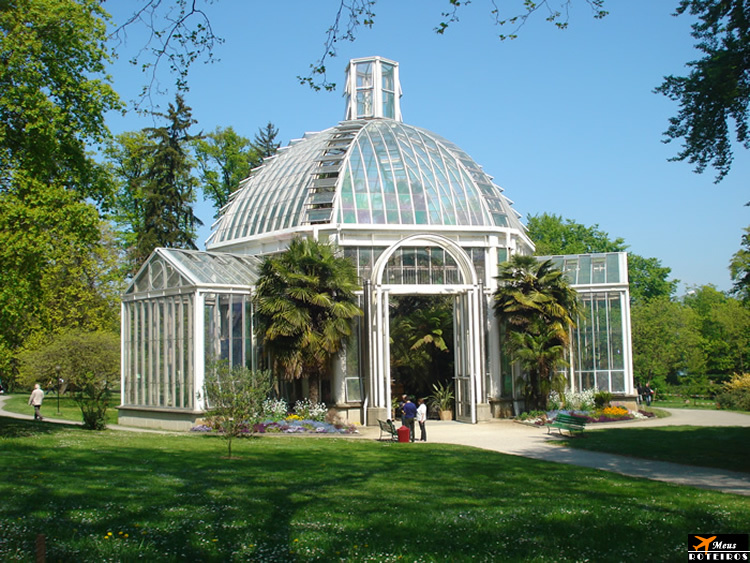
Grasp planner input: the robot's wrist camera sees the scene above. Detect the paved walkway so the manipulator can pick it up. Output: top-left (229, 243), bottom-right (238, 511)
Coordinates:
top-left (2, 395), bottom-right (749, 495)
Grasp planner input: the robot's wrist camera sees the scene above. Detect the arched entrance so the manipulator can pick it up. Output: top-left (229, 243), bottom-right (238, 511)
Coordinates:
top-left (364, 235), bottom-right (485, 423)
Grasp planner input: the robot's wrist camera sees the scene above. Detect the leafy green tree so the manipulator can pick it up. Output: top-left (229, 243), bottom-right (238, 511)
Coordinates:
top-left (0, 0), bottom-right (122, 385)
top-left (0, 0), bottom-right (121, 203)
top-left (627, 254), bottom-right (679, 303)
top-left (683, 285), bottom-right (750, 375)
top-left (203, 362), bottom-right (272, 458)
top-left (631, 297), bottom-right (705, 382)
top-left (0, 188), bottom-right (121, 388)
top-left (656, 0), bottom-right (750, 182)
top-left (526, 213), bottom-right (626, 256)
top-left (104, 131), bottom-right (157, 275)
top-left (194, 126), bottom-right (257, 212)
top-left (493, 255), bottom-right (579, 411)
top-left (730, 226), bottom-right (750, 304)
top-left (17, 330), bottom-right (120, 430)
top-left (135, 94), bottom-right (203, 266)
top-left (254, 237), bottom-right (362, 404)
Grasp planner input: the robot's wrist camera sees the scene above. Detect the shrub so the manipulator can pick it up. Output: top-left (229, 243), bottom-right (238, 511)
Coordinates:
top-left (203, 363), bottom-right (272, 458)
top-left (716, 373), bottom-right (750, 412)
top-left (73, 371), bottom-right (111, 430)
top-left (594, 391), bottom-right (613, 409)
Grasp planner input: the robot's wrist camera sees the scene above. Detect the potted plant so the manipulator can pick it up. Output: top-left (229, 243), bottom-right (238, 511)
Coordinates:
top-left (429, 381), bottom-right (454, 420)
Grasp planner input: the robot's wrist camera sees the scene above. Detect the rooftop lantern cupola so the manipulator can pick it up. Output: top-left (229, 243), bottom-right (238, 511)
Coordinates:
top-left (344, 56), bottom-right (402, 121)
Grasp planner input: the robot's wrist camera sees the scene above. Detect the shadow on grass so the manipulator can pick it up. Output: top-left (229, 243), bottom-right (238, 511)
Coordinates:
top-left (0, 416), bottom-right (83, 438)
top-left (558, 426), bottom-right (750, 474)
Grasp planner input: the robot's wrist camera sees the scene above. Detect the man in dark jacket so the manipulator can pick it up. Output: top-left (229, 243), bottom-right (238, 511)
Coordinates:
top-left (401, 397), bottom-right (417, 442)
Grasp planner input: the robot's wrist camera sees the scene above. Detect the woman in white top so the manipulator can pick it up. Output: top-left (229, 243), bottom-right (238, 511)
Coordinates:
top-left (416, 398), bottom-right (428, 442)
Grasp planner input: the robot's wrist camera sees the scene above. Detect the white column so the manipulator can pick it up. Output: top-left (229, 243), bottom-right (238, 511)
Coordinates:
top-left (120, 301), bottom-right (127, 408)
top-left (194, 292), bottom-right (205, 412)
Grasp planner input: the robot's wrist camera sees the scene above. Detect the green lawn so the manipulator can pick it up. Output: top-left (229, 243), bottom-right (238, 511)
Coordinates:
top-left (559, 425), bottom-right (750, 474)
top-left (1, 418), bottom-right (748, 562)
top-left (653, 396), bottom-right (719, 409)
top-left (1, 392), bottom-right (119, 426)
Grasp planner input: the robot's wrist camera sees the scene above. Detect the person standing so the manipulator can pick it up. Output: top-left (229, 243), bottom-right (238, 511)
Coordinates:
top-left (416, 397), bottom-right (427, 442)
top-left (401, 396), bottom-right (417, 442)
top-left (645, 382), bottom-right (655, 406)
top-left (29, 384), bottom-right (44, 420)
top-left (397, 393), bottom-right (407, 425)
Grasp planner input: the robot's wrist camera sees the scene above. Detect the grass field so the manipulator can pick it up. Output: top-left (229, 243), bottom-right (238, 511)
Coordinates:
top-left (559, 426), bottom-right (750, 473)
top-left (1, 393), bottom-right (119, 426)
top-left (1, 417), bottom-right (748, 562)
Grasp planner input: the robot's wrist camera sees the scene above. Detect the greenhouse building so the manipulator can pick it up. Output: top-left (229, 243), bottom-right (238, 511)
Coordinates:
top-left (119, 56), bottom-right (634, 430)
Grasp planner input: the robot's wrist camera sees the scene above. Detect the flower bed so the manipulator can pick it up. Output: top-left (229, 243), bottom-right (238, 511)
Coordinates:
top-left (190, 398), bottom-right (359, 434)
top-left (253, 419), bottom-right (358, 434)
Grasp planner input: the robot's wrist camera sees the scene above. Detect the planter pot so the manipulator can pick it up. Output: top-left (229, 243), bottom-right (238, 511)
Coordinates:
top-left (438, 410), bottom-right (453, 421)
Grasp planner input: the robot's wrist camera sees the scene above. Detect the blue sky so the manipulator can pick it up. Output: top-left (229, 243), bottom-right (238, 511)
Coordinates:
top-left (104, 0), bottom-right (749, 294)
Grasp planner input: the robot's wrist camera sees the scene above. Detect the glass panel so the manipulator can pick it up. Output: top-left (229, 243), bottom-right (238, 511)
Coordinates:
top-left (592, 258), bottom-right (606, 284)
top-left (611, 371), bottom-right (625, 393)
top-left (608, 294), bottom-right (624, 369)
top-left (596, 372), bottom-right (610, 392)
top-left (345, 377), bottom-right (362, 402)
top-left (383, 91), bottom-right (394, 118)
top-left (381, 63), bottom-right (394, 90)
top-left (356, 62), bottom-right (372, 88)
top-left (497, 248), bottom-right (508, 266)
top-left (578, 255), bottom-right (592, 284)
top-left (606, 253), bottom-right (620, 283)
top-left (357, 90), bottom-right (373, 117)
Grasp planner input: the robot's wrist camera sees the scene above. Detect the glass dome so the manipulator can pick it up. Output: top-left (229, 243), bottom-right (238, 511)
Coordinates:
top-left (206, 118), bottom-right (524, 247)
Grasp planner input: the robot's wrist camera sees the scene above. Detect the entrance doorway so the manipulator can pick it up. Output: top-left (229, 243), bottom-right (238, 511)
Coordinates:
top-left (365, 234), bottom-right (485, 424)
top-left (389, 295), bottom-right (455, 417)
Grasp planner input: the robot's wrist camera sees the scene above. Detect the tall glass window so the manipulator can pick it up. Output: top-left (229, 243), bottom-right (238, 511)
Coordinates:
top-left (204, 293), bottom-right (254, 369)
top-left (571, 291), bottom-right (626, 393)
top-left (122, 295), bottom-right (194, 410)
top-left (356, 62), bottom-right (373, 117)
top-left (381, 63), bottom-right (395, 118)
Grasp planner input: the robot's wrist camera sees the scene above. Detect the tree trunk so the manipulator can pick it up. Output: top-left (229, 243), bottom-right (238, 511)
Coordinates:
top-left (308, 371), bottom-right (320, 404)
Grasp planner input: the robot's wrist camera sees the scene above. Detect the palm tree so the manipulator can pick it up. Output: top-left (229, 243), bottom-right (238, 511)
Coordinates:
top-left (493, 255), bottom-right (579, 411)
top-left (254, 237), bottom-right (362, 404)
top-left (389, 296), bottom-right (453, 399)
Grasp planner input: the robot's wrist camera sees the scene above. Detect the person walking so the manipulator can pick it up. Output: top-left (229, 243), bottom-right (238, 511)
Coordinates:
top-left (416, 397), bottom-right (427, 442)
top-left (29, 383), bottom-right (44, 420)
top-left (401, 396), bottom-right (417, 442)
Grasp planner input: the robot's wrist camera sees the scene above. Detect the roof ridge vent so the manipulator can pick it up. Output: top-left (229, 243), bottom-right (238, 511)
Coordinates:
top-left (344, 56), bottom-right (402, 121)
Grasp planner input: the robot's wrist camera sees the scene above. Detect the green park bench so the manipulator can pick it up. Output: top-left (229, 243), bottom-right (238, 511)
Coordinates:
top-left (378, 419), bottom-right (398, 441)
top-left (547, 413), bottom-right (587, 436)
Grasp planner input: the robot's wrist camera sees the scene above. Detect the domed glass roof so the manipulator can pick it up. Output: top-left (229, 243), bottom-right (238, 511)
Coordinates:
top-left (207, 118), bottom-right (524, 247)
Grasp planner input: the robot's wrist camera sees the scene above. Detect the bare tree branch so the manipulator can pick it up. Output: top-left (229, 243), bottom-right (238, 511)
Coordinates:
top-left (108, 0), bottom-right (223, 111)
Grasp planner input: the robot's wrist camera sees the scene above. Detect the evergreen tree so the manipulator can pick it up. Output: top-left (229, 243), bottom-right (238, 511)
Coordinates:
top-left (135, 94), bottom-right (202, 266)
top-left (250, 122), bottom-right (280, 167)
